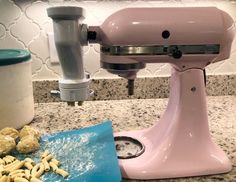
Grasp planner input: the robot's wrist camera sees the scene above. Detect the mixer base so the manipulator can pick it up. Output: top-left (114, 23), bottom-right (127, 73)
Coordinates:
top-left (115, 129), bottom-right (231, 180)
top-left (115, 68), bottom-right (232, 179)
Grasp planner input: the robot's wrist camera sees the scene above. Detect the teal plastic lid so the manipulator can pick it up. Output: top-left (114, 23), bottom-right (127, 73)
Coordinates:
top-left (0, 49), bottom-right (31, 66)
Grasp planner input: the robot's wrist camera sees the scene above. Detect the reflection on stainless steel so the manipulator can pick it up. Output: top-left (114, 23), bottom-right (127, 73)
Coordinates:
top-left (101, 44), bottom-right (220, 56)
top-left (101, 62), bottom-right (145, 71)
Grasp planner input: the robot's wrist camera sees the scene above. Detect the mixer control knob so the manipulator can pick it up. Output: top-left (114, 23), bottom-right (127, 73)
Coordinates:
top-left (172, 50), bottom-right (182, 59)
top-left (170, 46), bottom-right (182, 59)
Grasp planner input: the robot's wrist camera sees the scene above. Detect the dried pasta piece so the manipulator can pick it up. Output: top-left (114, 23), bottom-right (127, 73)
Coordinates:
top-left (31, 163), bottom-right (44, 178)
top-left (24, 158), bottom-right (34, 165)
top-left (0, 134), bottom-right (16, 156)
top-left (19, 126), bottom-right (40, 140)
top-left (0, 159), bottom-right (5, 165)
top-left (30, 177), bottom-right (43, 182)
top-left (40, 151), bottom-right (49, 159)
top-left (43, 154), bottom-right (53, 162)
top-left (31, 164), bottom-right (39, 177)
top-left (51, 159), bottom-right (60, 166)
top-left (16, 136), bottom-right (39, 154)
top-left (4, 160), bottom-right (20, 171)
top-left (24, 170), bottom-right (30, 180)
top-left (24, 162), bottom-right (33, 170)
top-left (14, 177), bottom-right (29, 182)
top-left (10, 172), bottom-right (25, 180)
top-left (9, 169), bottom-right (24, 176)
top-left (5, 176), bottom-right (10, 182)
top-left (0, 169), bottom-right (9, 176)
top-left (0, 165), bottom-right (4, 172)
top-left (49, 162), bottom-right (58, 172)
top-left (42, 159), bottom-right (50, 172)
top-left (2, 158), bottom-right (11, 165)
top-left (8, 161), bottom-right (25, 172)
top-left (55, 168), bottom-right (69, 178)
top-left (5, 156), bottom-right (15, 162)
top-left (0, 175), bottom-right (7, 182)
top-left (0, 128), bottom-right (19, 140)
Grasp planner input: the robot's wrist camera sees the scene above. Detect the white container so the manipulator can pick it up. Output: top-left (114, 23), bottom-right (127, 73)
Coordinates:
top-left (0, 49), bottom-right (34, 129)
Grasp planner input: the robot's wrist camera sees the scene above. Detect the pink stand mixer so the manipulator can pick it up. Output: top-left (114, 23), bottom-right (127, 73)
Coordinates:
top-left (47, 7), bottom-right (235, 179)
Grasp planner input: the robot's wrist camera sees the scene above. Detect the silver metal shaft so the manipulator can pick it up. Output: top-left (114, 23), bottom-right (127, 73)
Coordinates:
top-left (128, 79), bottom-right (134, 96)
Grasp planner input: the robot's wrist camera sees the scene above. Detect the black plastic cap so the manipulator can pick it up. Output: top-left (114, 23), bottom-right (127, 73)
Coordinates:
top-left (88, 31), bottom-right (97, 40)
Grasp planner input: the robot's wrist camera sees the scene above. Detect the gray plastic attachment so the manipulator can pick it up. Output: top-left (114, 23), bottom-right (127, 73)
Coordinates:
top-left (47, 6), bottom-right (84, 20)
top-left (47, 6), bottom-right (90, 104)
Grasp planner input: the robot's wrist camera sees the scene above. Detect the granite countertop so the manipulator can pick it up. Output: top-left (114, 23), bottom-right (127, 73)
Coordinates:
top-left (30, 96), bottom-right (236, 182)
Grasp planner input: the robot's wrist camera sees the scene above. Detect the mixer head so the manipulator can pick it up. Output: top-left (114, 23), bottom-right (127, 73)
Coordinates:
top-left (48, 6), bottom-right (235, 102)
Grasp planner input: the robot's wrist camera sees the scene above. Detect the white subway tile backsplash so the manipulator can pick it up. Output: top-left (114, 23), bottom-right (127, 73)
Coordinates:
top-left (145, 63), bottom-right (166, 76)
top-left (29, 33), bottom-right (50, 62)
top-left (0, 0), bottom-right (21, 28)
top-left (31, 54), bottom-right (43, 74)
top-left (154, 64), bottom-right (172, 77)
top-left (45, 57), bottom-right (61, 78)
top-left (216, 1), bottom-right (236, 21)
top-left (26, 1), bottom-right (51, 27)
top-left (0, 0), bottom-right (235, 80)
top-left (0, 24), bottom-right (6, 39)
top-left (32, 63), bottom-right (59, 80)
top-left (213, 61), bottom-right (236, 74)
top-left (206, 61), bottom-right (223, 73)
top-left (229, 51), bottom-right (236, 67)
top-left (136, 66), bottom-right (153, 77)
top-left (0, 31), bottom-right (25, 49)
top-left (10, 14), bottom-right (40, 46)
top-left (84, 46), bottom-right (101, 77)
top-left (93, 68), bottom-right (120, 79)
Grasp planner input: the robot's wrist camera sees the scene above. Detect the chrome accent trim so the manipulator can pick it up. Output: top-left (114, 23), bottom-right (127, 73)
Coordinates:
top-left (101, 44), bottom-right (220, 56)
top-left (101, 62), bottom-right (145, 71)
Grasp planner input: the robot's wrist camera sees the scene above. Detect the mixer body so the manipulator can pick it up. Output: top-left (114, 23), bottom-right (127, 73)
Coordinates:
top-left (115, 68), bottom-right (232, 179)
top-left (48, 6), bottom-right (235, 179)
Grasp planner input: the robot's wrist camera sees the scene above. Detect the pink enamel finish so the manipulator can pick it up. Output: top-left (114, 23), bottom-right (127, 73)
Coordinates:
top-left (115, 68), bottom-right (232, 179)
top-left (89, 7), bottom-right (235, 179)
top-left (90, 7), bottom-right (235, 68)
top-left (99, 7), bottom-right (234, 47)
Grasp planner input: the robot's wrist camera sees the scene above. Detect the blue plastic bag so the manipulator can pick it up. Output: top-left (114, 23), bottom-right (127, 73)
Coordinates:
top-left (15, 121), bottom-right (121, 182)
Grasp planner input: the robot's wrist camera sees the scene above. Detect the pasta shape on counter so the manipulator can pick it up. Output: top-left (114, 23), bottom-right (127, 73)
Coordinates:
top-left (30, 177), bottom-right (43, 182)
top-left (55, 168), bottom-right (69, 178)
top-left (0, 150), bottom-right (69, 182)
top-left (40, 151), bottom-right (49, 159)
top-left (24, 170), bottom-right (30, 180)
top-left (50, 159), bottom-right (60, 166)
top-left (49, 162), bottom-right (58, 172)
top-left (14, 177), bottom-right (29, 182)
top-left (0, 175), bottom-right (7, 182)
top-left (41, 159), bottom-right (50, 172)
top-left (31, 163), bottom-right (44, 178)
